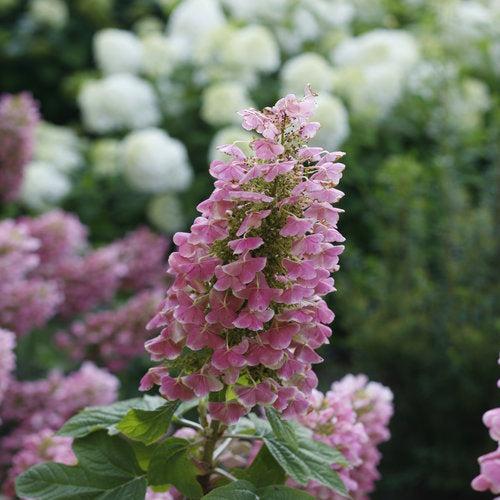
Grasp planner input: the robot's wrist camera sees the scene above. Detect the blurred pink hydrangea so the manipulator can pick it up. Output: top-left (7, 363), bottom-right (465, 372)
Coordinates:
top-left (0, 362), bottom-right (118, 495)
top-left (55, 245), bottom-right (127, 317)
top-left (3, 429), bottom-right (76, 498)
top-left (0, 212), bottom-right (169, 334)
top-left (292, 374), bottom-right (393, 499)
top-left (22, 209), bottom-right (88, 273)
top-left (57, 288), bottom-right (164, 372)
top-left (0, 92), bottom-right (39, 202)
top-left (0, 328), bottom-right (16, 405)
top-left (471, 355), bottom-right (500, 498)
top-left (0, 220), bottom-right (62, 334)
top-left (142, 90), bottom-right (346, 423)
top-left (112, 226), bottom-right (170, 291)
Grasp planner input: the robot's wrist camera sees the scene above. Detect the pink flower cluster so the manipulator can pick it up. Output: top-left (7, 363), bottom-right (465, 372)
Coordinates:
top-left (0, 92), bottom-right (39, 202)
top-left (472, 355), bottom-right (500, 498)
top-left (293, 374), bottom-right (393, 499)
top-left (57, 288), bottom-right (164, 372)
top-left (0, 211), bottom-right (169, 335)
top-left (0, 362), bottom-right (119, 497)
top-left (0, 219), bottom-right (63, 335)
top-left (4, 430), bottom-right (76, 498)
top-left (0, 329), bottom-right (16, 405)
top-left (113, 227), bottom-right (170, 291)
top-left (142, 90), bottom-right (346, 423)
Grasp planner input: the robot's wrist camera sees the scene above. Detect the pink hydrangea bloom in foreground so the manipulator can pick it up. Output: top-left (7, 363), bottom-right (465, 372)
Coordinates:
top-left (472, 355), bottom-right (500, 498)
top-left (0, 92), bottom-right (39, 202)
top-left (142, 90), bottom-right (346, 423)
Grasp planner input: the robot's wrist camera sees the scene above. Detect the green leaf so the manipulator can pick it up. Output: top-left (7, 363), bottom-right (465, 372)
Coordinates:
top-left (148, 437), bottom-right (203, 499)
top-left (258, 485), bottom-right (315, 499)
top-left (129, 441), bottom-right (158, 472)
top-left (117, 401), bottom-right (180, 445)
top-left (234, 445), bottom-right (285, 488)
top-left (58, 396), bottom-right (164, 438)
top-left (248, 415), bottom-right (348, 497)
top-left (202, 480), bottom-right (258, 499)
top-left (265, 408), bottom-right (298, 449)
top-left (16, 431), bottom-right (146, 499)
top-left (263, 437), bottom-right (347, 497)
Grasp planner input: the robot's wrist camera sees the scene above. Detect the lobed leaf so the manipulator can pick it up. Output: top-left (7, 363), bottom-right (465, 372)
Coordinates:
top-left (116, 401), bottom-right (180, 445)
top-left (16, 431), bottom-right (146, 500)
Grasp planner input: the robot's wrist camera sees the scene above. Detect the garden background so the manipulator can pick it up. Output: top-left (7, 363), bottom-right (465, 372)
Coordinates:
top-left (0, 0), bottom-right (499, 498)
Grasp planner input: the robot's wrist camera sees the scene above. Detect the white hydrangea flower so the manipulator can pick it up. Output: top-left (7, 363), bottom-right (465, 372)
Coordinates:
top-left (147, 193), bottom-right (186, 233)
top-left (93, 29), bottom-right (143, 75)
top-left (350, 0), bottom-right (386, 23)
top-left (90, 139), bottom-right (120, 177)
top-left (141, 34), bottom-right (177, 78)
top-left (34, 122), bottom-right (84, 174)
top-left (311, 93), bottom-right (350, 150)
top-left (121, 128), bottom-right (193, 193)
top-left (490, 41), bottom-right (500, 74)
top-left (306, 0), bottom-right (354, 28)
top-left (332, 29), bottom-right (419, 120)
top-left (407, 60), bottom-right (458, 100)
top-left (442, 78), bottom-right (491, 134)
top-left (29, 0), bottom-right (68, 28)
top-left (438, 0), bottom-right (497, 69)
top-left (439, 1), bottom-right (492, 45)
top-left (275, 8), bottom-right (320, 54)
top-left (221, 0), bottom-right (288, 23)
top-left (281, 53), bottom-right (334, 94)
top-left (167, 0), bottom-right (225, 60)
top-left (134, 16), bottom-right (164, 37)
top-left (20, 162), bottom-right (71, 211)
top-left (78, 74), bottom-right (160, 133)
top-left (201, 82), bottom-right (253, 127)
top-left (333, 29), bottom-right (419, 71)
top-left (208, 126), bottom-right (253, 162)
top-left (221, 25), bottom-right (280, 74)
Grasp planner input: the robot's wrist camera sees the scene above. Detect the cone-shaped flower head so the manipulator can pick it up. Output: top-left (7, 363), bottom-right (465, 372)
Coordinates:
top-left (142, 90), bottom-right (346, 423)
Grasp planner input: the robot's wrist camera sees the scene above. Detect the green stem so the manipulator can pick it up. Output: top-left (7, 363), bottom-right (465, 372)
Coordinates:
top-left (198, 419), bottom-right (225, 494)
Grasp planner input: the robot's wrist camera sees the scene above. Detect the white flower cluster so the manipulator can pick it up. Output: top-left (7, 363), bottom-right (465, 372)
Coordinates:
top-left (20, 122), bottom-right (85, 212)
top-left (34, 122), bottom-right (84, 174)
top-left (201, 82), bottom-right (253, 127)
top-left (78, 74), bottom-right (159, 133)
top-left (20, 162), bottom-right (71, 212)
top-left (332, 29), bottom-right (420, 121)
top-left (121, 128), bottom-right (192, 194)
top-left (29, 0), bottom-right (68, 28)
top-left (94, 29), bottom-right (143, 75)
top-left (147, 193), bottom-right (185, 234)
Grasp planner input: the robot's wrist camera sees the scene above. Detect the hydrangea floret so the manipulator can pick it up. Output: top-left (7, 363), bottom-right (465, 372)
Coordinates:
top-left (142, 89), bottom-right (346, 423)
top-left (471, 354), bottom-right (500, 498)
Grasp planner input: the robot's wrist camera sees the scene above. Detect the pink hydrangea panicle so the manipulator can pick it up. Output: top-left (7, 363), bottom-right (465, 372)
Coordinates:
top-left (142, 91), bottom-right (346, 424)
top-left (0, 92), bottom-right (39, 202)
top-left (472, 354), bottom-right (500, 498)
